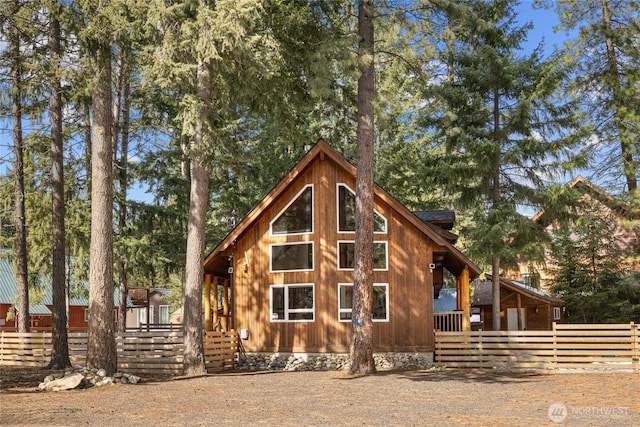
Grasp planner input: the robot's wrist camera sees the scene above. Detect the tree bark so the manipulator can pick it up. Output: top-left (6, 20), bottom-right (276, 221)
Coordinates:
top-left (491, 87), bottom-right (502, 332)
top-left (182, 58), bottom-right (211, 376)
top-left (10, 0), bottom-right (29, 333)
top-left (48, 2), bottom-right (71, 369)
top-left (87, 27), bottom-right (117, 374)
top-left (600, 0), bottom-right (637, 194)
top-left (349, 0), bottom-right (376, 376)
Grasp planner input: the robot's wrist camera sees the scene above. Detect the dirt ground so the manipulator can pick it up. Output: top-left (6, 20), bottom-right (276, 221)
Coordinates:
top-left (0, 366), bottom-right (638, 427)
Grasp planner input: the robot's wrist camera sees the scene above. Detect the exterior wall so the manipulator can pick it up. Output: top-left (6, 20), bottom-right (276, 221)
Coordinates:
top-left (231, 157), bottom-right (435, 353)
top-left (0, 304), bottom-right (102, 330)
top-left (476, 289), bottom-right (563, 331)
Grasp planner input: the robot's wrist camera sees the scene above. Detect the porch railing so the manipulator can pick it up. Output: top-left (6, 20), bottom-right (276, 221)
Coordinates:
top-left (434, 311), bottom-right (464, 332)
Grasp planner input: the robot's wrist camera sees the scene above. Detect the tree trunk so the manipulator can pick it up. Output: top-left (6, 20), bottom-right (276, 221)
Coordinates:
top-left (87, 29), bottom-right (117, 375)
top-left (182, 58), bottom-right (211, 376)
top-left (10, 0), bottom-right (29, 333)
top-left (600, 0), bottom-right (637, 194)
top-left (48, 2), bottom-right (71, 369)
top-left (349, 0), bottom-right (376, 376)
top-left (115, 55), bottom-right (131, 333)
top-left (491, 87), bottom-right (502, 332)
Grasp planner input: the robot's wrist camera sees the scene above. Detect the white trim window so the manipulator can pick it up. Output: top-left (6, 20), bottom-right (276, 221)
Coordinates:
top-left (553, 306), bottom-right (562, 320)
top-left (270, 242), bottom-right (314, 272)
top-left (337, 240), bottom-right (388, 271)
top-left (138, 306), bottom-right (154, 325)
top-left (270, 284), bottom-right (315, 322)
top-left (270, 185), bottom-right (313, 236)
top-left (338, 283), bottom-right (389, 322)
top-left (159, 305), bottom-right (171, 324)
top-left (336, 184), bottom-right (387, 233)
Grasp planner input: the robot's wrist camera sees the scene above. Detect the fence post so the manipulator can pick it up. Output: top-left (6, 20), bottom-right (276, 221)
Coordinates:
top-left (478, 329), bottom-right (483, 369)
top-left (552, 322), bottom-right (558, 373)
top-left (631, 322), bottom-right (638, 373)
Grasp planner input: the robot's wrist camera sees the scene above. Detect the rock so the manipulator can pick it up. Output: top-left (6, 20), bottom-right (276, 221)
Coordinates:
top-left (96, 369), bottom-right (107, 377)
top-left (39, 373), bottom-right (84, 392)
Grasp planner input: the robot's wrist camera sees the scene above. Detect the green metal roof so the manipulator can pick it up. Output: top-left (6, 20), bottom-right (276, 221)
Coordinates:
top-left (0, 257), bottom-right (132, 308)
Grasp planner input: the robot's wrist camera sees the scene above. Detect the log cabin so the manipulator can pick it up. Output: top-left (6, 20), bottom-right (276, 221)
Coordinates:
top-left (203, 140), bottom-right (481, 358)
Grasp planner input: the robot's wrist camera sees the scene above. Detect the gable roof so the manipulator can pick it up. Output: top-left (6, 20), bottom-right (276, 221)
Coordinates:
top-left (532, 176), bottom-right (635, 224)
top-left (204, 139), bottom-right (481, 279)
top-left (472, 276), bottom-right (565, 306)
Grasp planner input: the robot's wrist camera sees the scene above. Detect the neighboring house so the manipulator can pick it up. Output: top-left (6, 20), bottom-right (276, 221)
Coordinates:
top-left (0, 257), bottom-right (125, 330)
top-left (510, 176), bottom-right (640, 291)
top-left (126, 288), bottom-right (177, 329)
top-left (472, 276), bottom-right (566, 331)
top-left (203, 140), bottom-right (481, 357)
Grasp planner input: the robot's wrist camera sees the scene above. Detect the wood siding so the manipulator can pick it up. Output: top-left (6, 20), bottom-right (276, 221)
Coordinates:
top-left (231, 156), bottom-right (435, 353)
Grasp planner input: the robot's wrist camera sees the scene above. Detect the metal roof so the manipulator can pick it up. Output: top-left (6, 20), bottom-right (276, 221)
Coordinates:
top-left (0, 257), bottom-right (132, 308)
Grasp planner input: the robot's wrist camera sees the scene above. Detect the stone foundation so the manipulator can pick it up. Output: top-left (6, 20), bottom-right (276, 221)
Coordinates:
top-left (236, 352), bottom-right (436, 372)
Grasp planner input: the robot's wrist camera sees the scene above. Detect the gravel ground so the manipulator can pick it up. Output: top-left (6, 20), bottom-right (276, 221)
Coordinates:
top-left (1, 366), bottom-right (638, 426)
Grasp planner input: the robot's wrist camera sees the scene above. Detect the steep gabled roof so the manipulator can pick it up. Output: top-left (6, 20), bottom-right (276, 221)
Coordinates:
top-left (532, 176), bottom-right (634, 224)
top-left (204, 139), bottom-right (481, 278)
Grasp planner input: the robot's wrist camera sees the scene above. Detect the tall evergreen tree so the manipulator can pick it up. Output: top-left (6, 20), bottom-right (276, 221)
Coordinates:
top-left (424, 0), bottom-right (587, 330)
top-left (350, 0), bottom-right (376, 376)
top-left (86, 0), bottom-right (117, 375)
top-left (546, 0), bottom-right (639, 197)
top-left (48, 0), bottom-right (71, 369)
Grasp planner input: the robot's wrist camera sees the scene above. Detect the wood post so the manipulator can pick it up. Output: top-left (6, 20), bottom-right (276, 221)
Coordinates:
top-left (516, 293), bottom-right (522, 331)
top-left (459, 266), bottom-right (470, 331)
top-left (213, 277), bottom-right (219, 330)
top-left (223, 279), bottom-right (229, 331)
top-left (204, 274), bottom-right (212, 331)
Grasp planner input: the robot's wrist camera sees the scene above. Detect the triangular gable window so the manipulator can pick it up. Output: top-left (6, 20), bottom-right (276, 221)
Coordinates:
top-left (337, 184), bottom-right (387, 233)
top-left (271, 185), bottom-right (313, 235)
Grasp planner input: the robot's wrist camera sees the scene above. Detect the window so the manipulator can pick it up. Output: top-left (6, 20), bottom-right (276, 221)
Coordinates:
top-left (271, 185), bottom-right (313, 235)
top-left (338, 283), bottom-right (389, 322)
top-left (553, 307), bottom-right (562, 320)
top-left (270, 284), bottom-right (314, 322)
top-left (270, 242), bottom-right (314, 272)
top-left (337, 184), bottom-right (387, 233)
top-left (138, 306), bottom-right (154, 325)
top-left (337, 241), bottom-right (388, 270)
top-left (159, 305), bottom-right (171, 324)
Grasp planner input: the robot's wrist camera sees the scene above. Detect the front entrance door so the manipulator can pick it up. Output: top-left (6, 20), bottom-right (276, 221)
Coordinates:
top-left (507, 308), bottom-right (526, 331)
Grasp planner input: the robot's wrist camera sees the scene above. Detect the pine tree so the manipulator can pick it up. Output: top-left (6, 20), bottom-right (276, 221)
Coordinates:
top-left (424, 0), bottom-right (587, 330)
top-left (350, 0), bottom-right (376, 376)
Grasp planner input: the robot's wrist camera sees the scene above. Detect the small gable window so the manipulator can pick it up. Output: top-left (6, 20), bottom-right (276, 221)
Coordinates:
top-left (337, 184), bottom-right (386, 233)
top-left (271, 185), bottom-right (313, 236)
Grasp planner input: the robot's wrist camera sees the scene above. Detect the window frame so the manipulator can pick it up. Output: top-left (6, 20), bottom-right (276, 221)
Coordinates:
top-left (336, 183), bottom-right (387, 234)
top-left (337, 282), bottom-right (389, 322)
top-left (270, 184), bottom-right (314, 237)
top-left (553, 306), bottom-right (562, 321)
top-left (270, 283), bottom-right (315, 322)
top-left (336, 240), bottom-right (389, 271)
top-left (270, 241), bottom-right (314, 273)
top-left (159, 305), bottom-right (171, 324)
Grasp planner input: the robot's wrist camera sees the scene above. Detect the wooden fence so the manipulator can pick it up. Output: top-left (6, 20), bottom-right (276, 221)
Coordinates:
top-left (435, 322), bottom-right (639, 372)
top-left (0, 330), bottom-right (240, 375)
top-left (434, 311), bottom-right (464, 332)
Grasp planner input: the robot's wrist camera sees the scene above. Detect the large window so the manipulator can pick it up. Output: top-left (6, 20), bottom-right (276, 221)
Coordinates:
top-left (270, 284), bottom-right (315, 322)
top-left (337, 241), bottom-right (388, 270)
top-left (137, 306), bottom-right (154, 325)
top-left (270, 242), bottom-right (314, 272)
top-left (337, 184), bottom-right (387, 233)
top-left (271, 185), bottom-right (313, 235)
top-left (338, 283), bottom-right (389, 322)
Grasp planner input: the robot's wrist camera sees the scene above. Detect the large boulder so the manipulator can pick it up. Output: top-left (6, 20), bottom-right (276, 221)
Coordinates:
top-left (38, 372), bottom-right (84, 391)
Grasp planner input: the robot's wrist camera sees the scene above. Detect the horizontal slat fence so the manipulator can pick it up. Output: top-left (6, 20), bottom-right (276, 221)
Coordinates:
top-left (204, 331), bottom-right (240, 372)
top-left (435, 322), bottom-right (639, 372)
top-left (0, 329), bottom-right (240, 376)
